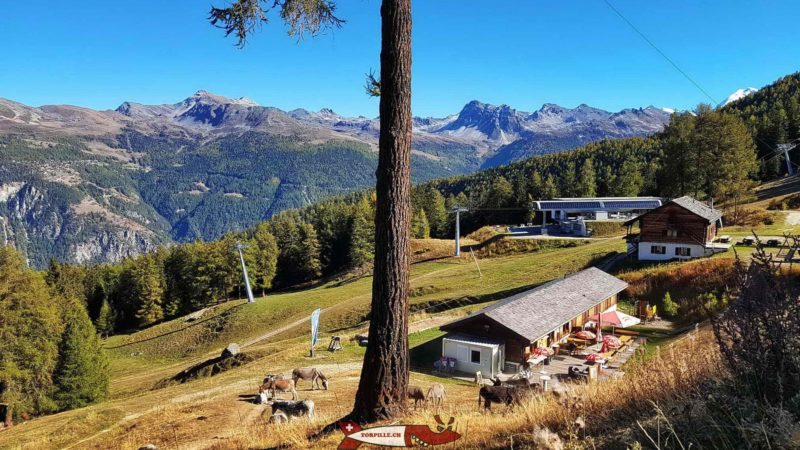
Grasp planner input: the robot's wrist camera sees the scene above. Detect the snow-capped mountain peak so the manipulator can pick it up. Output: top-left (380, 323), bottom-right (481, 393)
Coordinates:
top-left (723, 87), bottom-right (758, 106)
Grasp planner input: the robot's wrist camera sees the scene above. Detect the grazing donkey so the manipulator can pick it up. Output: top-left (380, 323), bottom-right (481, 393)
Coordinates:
top-left (478, 385), bottom-right (524, 411)
top-left (427, 383), bottom-right (446, 407)
top-left (407, 385), bottom-right (427, 410)
top-left (291, 367), bottom-right (329, 390)
top-left (260, 375), bottom-right (298, 401)
top-left (271, 400), bottom-right (315, 421)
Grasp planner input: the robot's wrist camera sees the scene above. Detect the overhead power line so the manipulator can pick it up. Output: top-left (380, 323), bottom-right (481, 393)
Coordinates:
top-left (601, 0), bottom-right (719, 105)
top-left (602, 0), bottom-right (795, 171)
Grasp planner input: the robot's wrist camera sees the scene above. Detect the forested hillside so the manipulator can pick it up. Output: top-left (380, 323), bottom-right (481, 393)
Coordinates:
top-left (425, 73), bottom-right (800, 229)
top-left (723, 72), bottom-right (800, 178)
top-left (0, 90), bottom-right (668, 266)
top-left (0, 247), bottom-right (109, 424)
top-left (41, 73), bottom-right (799, 341)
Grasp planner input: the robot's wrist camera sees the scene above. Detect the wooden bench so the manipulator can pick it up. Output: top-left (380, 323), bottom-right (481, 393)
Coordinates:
top-left (614, 329), bottom-right (640, 337)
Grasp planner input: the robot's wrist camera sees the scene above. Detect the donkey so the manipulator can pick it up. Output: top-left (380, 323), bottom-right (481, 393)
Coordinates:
top-left (260, 375), bottom-right (298, 400)
top-left (427, 383), bottom-right (446, 407)
top-left (407, 385), bottom-right (427, 410)
top-left (291, 367), bottom-right (329, 390)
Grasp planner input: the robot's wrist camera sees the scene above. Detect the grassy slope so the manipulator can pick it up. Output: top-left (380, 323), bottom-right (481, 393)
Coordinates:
top-left (0, 237), bottom-right (625, 449)
top-left (105, 238), bottom-right (622, 370)
top-left (6, 185), bottom-right (800, 449)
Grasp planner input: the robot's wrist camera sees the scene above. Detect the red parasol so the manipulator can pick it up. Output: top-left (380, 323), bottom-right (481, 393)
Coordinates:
top-left (532, 347), bottom-right (553, 357)
top-left (585, 353), bottom-right (603, 363)
top-left (574, 330), bottom-right (596, 340)
top-left (602, 335), bottom-right (623, 348)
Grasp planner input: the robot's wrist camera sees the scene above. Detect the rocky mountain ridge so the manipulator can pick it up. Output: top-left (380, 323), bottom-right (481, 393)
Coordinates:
top-left (0, 91), bottom-right (670, 266)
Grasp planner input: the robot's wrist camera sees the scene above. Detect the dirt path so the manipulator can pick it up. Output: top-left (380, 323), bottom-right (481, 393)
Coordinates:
top-left (595, 252), bottom-right (627, 272)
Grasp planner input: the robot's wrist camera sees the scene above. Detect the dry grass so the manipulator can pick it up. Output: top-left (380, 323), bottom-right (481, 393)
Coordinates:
top-left (1, 237), bottom-right (683, 450)
top-left (586, 220), bottom-right (630, 238)
top-left (724, 206), bottom-right (778, 226)
top-left (180, 328), bottom-right (724, 450)
top-left (618, 259), bottom-right (737, 319)
top-left (767, 193), bottom-right (800, 211)
top-left (0, 331), bottom-right (727, 449)
top-left (465, 226), bottom-right (503, 243)
top-left (473, 236), bottom-right (586, 259)
top-left (410, 237), bottom-right (476, 263)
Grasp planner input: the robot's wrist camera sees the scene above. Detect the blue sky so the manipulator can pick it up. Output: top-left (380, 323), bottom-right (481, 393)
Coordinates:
top-left (1, 1), bottom-right (799, 117)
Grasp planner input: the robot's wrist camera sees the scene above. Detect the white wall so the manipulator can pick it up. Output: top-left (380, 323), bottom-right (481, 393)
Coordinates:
top-left (442, 339), bottom-right (499, 378)
top-left (638, 242), bottom-right (705, 261)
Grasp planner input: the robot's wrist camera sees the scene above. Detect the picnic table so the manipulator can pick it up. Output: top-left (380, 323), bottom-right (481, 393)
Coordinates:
top-left (566, 337), bottom-right (593, 355)
top-left (527, 355), bottom-right (547, 367)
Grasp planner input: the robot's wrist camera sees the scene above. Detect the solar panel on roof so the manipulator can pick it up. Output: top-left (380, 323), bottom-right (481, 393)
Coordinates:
top-left (603, 200), bottom-right (661, 209)
top-left (537, 199), bottom-right (661, 210)
top-left (538, 201), bottom-right (603, 210)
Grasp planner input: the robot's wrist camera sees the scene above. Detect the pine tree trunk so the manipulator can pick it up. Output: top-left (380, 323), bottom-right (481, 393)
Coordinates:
top-left (351, 0), bottom-right (412, 422)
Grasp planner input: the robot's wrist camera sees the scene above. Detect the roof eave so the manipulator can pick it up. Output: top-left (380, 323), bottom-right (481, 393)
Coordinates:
top-left (440, 313), bottom-right (533, 344)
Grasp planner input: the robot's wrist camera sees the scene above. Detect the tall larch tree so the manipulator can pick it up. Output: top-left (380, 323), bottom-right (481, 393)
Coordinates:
top-left (53, 298), bottom-right (109, 410)
top-left (598, 165), bottom-right (617, 197)
top-left (95, 299), bottom-right (115, 338)
top-left (658, 112), bottom-right (698, 197)
top-left (411, 208), bottom-right (430, 239)
top-left (297, 222), bottom-right (323, 282)
top-left (612, 156), bottom-right (645, 197)
top-left (0, 247), bottom-right (63, 420)
top-left (577, 157), bottom-right (597, 197)
top-left (348, 195), bottom-right (375, 269)
top-left (207, 0), bottom-right (414, 421)
top-left (560, 161), bottom-right (578, 197)
top-left (693, 107), bottom-right (758, 219)
top-left (252, 223), bottom-right (279, 296)
top-left (542, 174), bottom-right (559, 199)
top-left (132, 256), bottom-right (165, 328)
top-left (423, 186), bottom-right (447, 237)
top-left (529, 171), bottom-right (544, 199)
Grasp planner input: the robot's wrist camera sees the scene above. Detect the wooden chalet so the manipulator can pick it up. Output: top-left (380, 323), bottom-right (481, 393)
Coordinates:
top-left (439, 267), bottom-right (628, 377)
top-left (624, 196), bottom-right (728, 261)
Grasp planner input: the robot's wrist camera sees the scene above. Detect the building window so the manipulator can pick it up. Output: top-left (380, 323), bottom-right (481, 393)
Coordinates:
top-left (675, 247), bottom-right (691, 257)
top-left (651, 245), bottom-right (666, 254)
top-left (470, 349), bottom-right (481, 364)
top-left (665, 229), bottom-right (678, 238)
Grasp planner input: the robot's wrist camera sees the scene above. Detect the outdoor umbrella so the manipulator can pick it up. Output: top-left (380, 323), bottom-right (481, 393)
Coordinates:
top-left (593, 309), bottom-right (641, 328)
top-left (574, 330), bottom-right (596, 340)
top-left (532, 347), bottom-right (553, 357)
top-left (585, 353), bottom-right (603, 363)
top-left (602, 335), bottom-right (623, 348)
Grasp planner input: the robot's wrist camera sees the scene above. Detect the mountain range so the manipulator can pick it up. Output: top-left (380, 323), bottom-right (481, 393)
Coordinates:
top-left (0, 91), bottom-right (670, 266)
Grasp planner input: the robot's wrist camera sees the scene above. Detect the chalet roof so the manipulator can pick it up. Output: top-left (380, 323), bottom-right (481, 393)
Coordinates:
top-left (440, 267), bottom-right (628, 344)
top-left (670, 196), bottom-right (723, 222)
top-left (624, 195), bottom-right (722, 225)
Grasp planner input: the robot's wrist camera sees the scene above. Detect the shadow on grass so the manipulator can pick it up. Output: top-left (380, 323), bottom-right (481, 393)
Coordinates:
top-left (152, 352), bottom-right (256, 390)
top-left (104, 302), bottom-right (246, 350)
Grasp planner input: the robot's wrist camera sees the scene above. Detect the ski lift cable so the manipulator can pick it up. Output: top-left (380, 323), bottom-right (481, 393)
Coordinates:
top-left (602, 0), bottom-right (786, 158)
